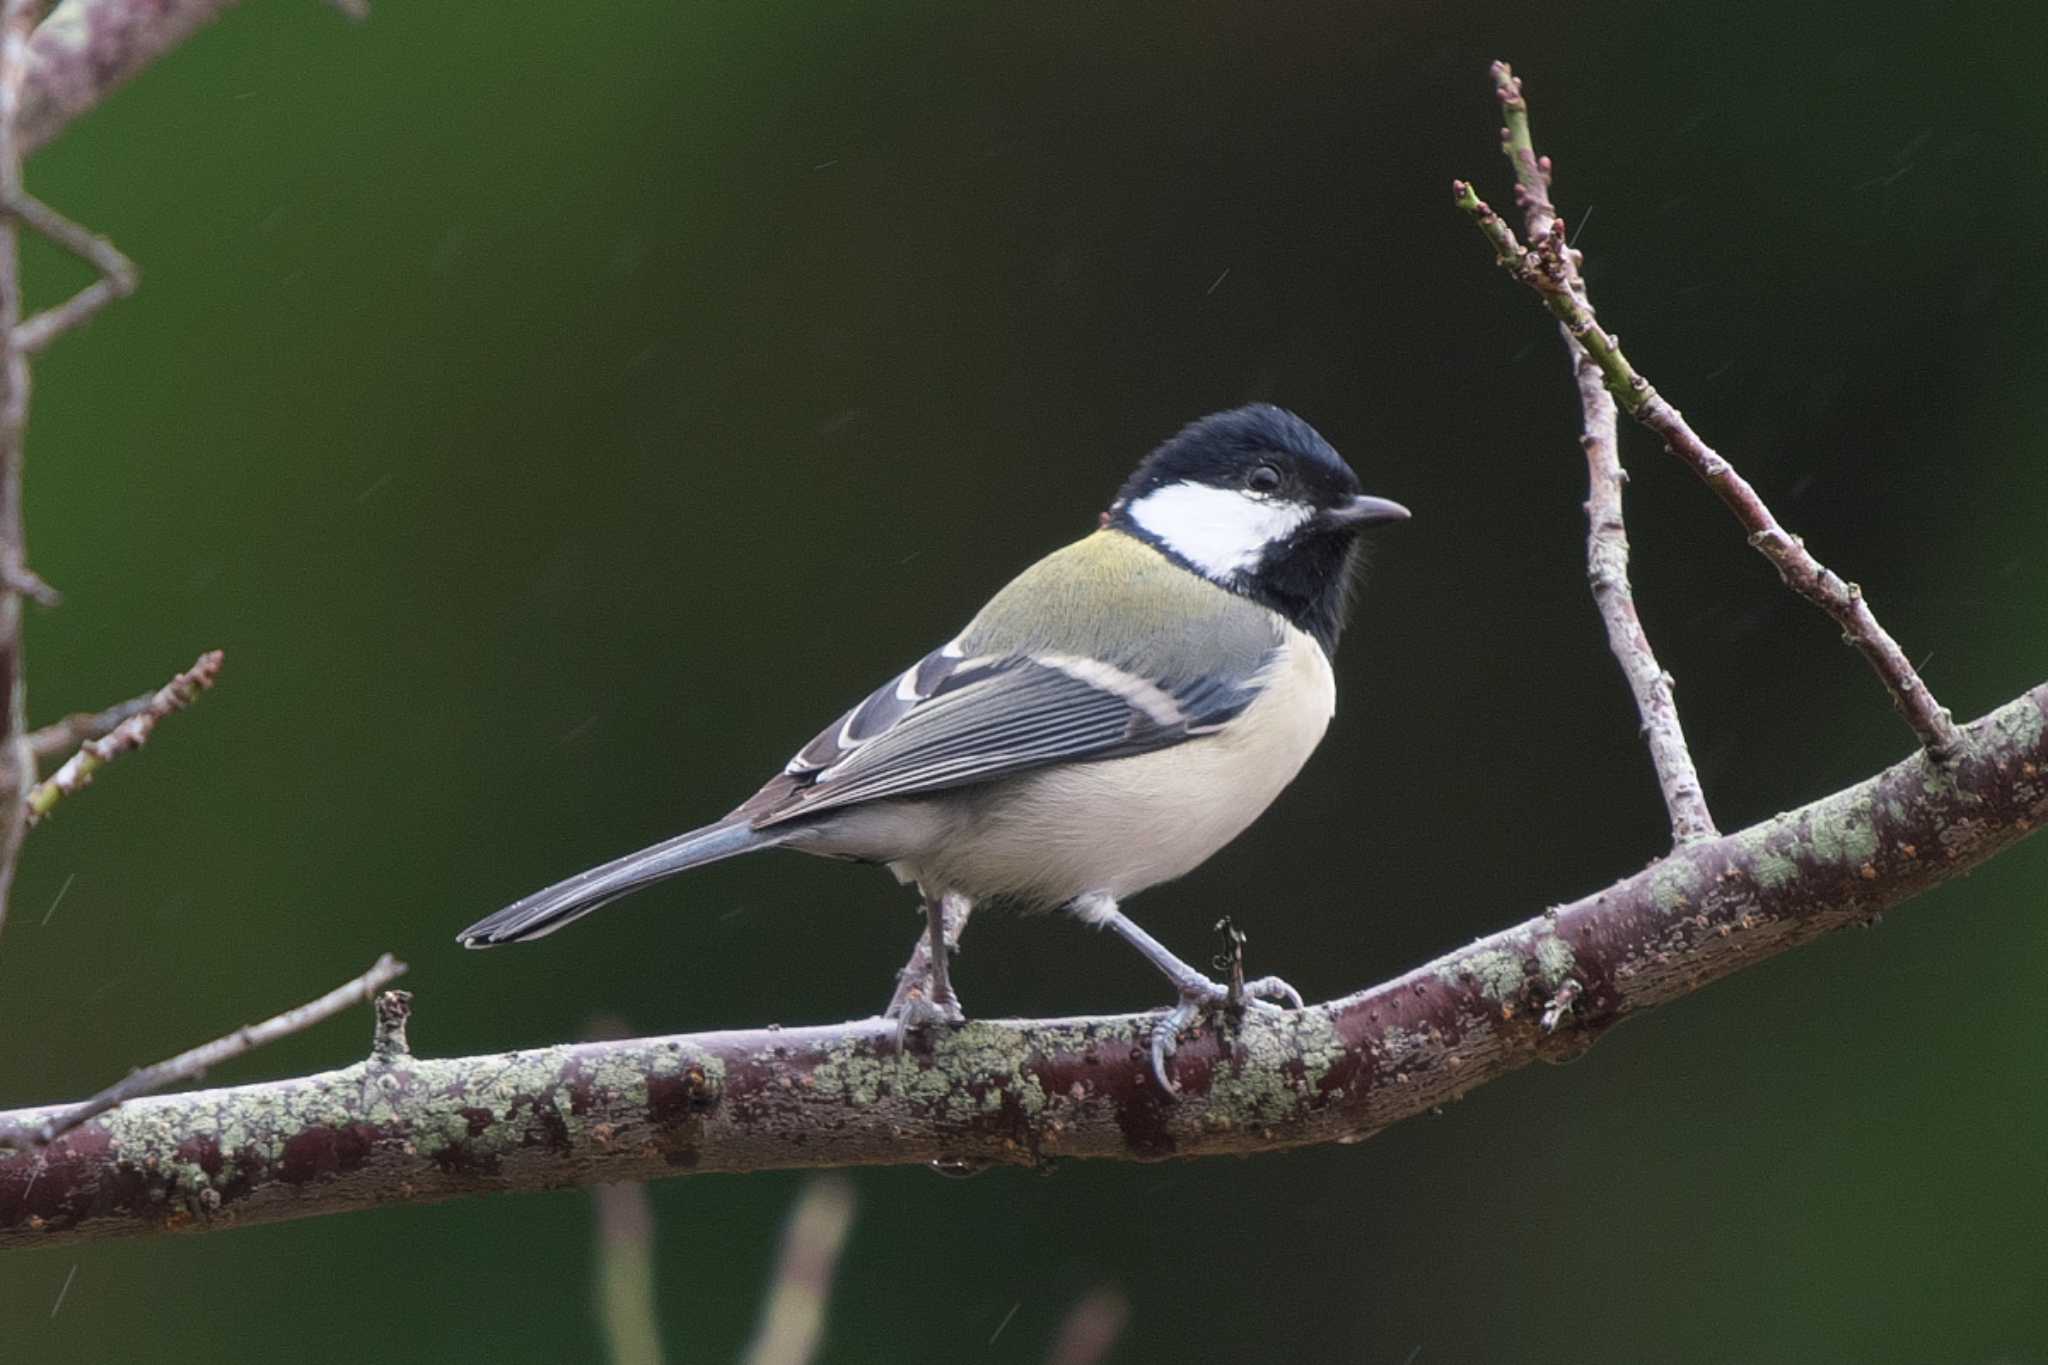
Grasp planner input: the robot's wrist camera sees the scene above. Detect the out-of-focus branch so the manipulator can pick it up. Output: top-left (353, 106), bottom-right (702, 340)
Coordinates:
top-left (585, 1012), bottom-right (665, 1365)
top-left (10, 191), bottom-right (135, 353)
top-left (1454, 164), bottom-right (1961, 761)
top-left (1044, 1288), bottom-right (1130, 1365)
top-left (0, 686), bottom-right (2041, 1248)
top-left (593, 1181), bottom-right (664, 1365)
top-left (19, 0), bottom-right (362, 159)
top-left (741, 1177), bottom-right (857, 1365)
top-left (0, 953), bottom-right (404, 1150)
top-left (0, 0), bottom-right (40, 945)
top-left (25, 649), bottom-right (223, 824)
top-left (1489, 62), bottom-right (1717, 846)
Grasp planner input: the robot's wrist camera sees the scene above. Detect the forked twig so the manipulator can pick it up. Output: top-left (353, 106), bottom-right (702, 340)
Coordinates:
top-left (1453, 146), bottom-right (1961, 761)
top-left (10, 190), bottom-right (137, 353)
top-left (1489, 62), bottom-right (1717, 844)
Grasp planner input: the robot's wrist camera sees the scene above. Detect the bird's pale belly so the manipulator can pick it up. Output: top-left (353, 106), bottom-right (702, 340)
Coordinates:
top-left (887, 625), bottom-right (1337, 905)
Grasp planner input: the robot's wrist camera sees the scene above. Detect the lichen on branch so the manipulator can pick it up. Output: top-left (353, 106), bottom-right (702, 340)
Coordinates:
top-left (1, 686), bottom-right (2040, 1249)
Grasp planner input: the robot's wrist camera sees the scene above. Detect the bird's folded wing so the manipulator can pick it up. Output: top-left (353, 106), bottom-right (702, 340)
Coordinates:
top-left (740, 642), bottom-right (1276, 827)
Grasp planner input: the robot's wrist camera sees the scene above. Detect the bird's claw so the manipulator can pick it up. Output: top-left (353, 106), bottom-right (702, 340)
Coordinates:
top-left (1147, 973), bottom-right (1303, 1094)
top-left (1235, 974), bottom-right (1306, 1012)
top-left (888, 987), bottom-right (966, 1054)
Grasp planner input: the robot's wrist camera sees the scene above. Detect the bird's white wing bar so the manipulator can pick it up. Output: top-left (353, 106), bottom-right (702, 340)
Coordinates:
top-left (1035, 653), bottom-right (1187, 726)
top-left (753, 646), bottom-right (1275, 826)
top-left (784, 641), bottom-right (991, 776)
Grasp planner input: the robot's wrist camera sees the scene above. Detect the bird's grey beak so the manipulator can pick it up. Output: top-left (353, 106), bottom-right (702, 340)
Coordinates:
top-left (1319, 494), bottom-right (1412, 528)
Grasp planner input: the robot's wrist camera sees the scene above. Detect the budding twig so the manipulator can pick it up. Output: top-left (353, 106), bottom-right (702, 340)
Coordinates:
top-left (25, 650), bottom-right (223, 823)
top-left (26, 693), bottom-right (156, 762)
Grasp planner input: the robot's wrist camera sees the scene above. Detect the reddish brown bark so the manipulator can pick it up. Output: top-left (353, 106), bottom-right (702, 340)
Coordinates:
top-left (1, 685), bottom-right (2041, 1250)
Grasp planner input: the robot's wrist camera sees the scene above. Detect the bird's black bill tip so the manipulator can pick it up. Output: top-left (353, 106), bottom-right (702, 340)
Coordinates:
top-left (1319, 494), bottom-right (1411, 529)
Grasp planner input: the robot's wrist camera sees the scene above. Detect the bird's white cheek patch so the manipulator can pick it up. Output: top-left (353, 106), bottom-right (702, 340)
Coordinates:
top-left (1127, 482), bottom-right (1312, 578)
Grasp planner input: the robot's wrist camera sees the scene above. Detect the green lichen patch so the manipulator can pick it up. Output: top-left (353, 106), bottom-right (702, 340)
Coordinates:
top-left (1532, 933), bottom-right (1575, 988)
top-left (1460, 948), bottom-right (1526, 1003)
top-left (1202, 1008), bottom-right (1342, 1129)
top-left (1732, 808), bottom-right (1835, 890)
top-left (1647, 859), bottom-right (1696, 913)
top-left (810, 1022), bottom-right (1048, 1120)
top-left (1806, 790), bottom-right (1879, 867)
top-left (1454, 933), bottom-right (1573, 1005)
top-left (1989, 694), bottom-right (2046, 755)
top-left (1754, 850), bottom-right (1799, 888)
top-left (583, 1051), bottom-right (657, 1112)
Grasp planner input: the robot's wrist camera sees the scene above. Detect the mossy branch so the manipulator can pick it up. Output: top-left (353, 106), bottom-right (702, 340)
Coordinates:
top-left (1, 685), bottom-right (2041, 1249)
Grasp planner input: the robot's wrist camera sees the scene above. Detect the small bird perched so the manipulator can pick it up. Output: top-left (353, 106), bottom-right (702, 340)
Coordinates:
top-left (459, 405), bottom-right (1408, 1090)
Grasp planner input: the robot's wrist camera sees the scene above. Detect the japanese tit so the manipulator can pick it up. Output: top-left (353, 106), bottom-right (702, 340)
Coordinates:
top-left (458, 404), bottom-right (1409, 1089)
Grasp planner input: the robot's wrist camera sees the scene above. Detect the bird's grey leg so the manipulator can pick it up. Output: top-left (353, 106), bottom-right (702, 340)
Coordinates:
top-left (1069, 891), bottom-right (1303, 1094)
top-left (884, 889), bottom-right (971, 1041)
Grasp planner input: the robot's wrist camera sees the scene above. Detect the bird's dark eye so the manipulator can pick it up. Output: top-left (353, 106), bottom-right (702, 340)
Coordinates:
top-left (1245, 464), bottom-right (1282, 493)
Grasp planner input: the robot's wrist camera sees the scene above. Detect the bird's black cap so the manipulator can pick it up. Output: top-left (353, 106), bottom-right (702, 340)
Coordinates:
top-left (1110, 404), bottom-right (1363, 512)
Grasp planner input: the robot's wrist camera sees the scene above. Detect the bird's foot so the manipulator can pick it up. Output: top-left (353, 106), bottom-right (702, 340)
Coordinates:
top-left (887, 981), bottom-right (966, 1053)
top-left (1148, 973), bottom-right (1304, 1095)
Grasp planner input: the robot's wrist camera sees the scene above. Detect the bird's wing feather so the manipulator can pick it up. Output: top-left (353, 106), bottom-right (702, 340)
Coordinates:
top-left (734, 531), bottom-right (1288, 827)
top-left (743, 647), bottom-right (1272, 826)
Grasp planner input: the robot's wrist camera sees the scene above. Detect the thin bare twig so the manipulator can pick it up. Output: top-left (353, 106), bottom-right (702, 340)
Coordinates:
top-left (0, 952), bottom-right (405, 1149)
top-left (1454, 161), bottom-right (1961, 761)
top-left (0, 685), bottom-right (2042, 1247)
top-left (1490, 62), bottom-right (1717, 845)
top-left (25, 649), bottom-right (223, 823)
top-left (740, 1177), bottom-right (857, 1365)
top-left (1044, 1287), bottom-right (1130, 1365)
top-left (10, 191), bottom-right (136, 354)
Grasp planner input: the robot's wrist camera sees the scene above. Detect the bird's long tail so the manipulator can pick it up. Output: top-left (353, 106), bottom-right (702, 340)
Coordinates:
top-left (457, 820), bottom-right (779, 947)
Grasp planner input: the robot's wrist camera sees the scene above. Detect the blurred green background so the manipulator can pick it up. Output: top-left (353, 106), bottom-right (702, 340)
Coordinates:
top-left (1, 0), bottom-right (2044, 1359)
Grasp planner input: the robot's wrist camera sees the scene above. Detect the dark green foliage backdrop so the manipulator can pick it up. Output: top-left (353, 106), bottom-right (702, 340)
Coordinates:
top-left (2, 1), bottom-right (2044, 1359)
